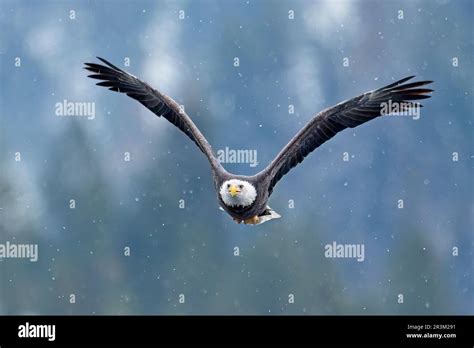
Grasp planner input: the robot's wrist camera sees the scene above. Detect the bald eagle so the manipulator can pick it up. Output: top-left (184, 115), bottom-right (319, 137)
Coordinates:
top-left (85, 57), bottom-right (433, 225)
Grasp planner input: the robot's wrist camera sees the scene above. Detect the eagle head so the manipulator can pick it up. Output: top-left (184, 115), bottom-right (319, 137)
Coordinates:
top-left (219, 179), bottom-right (257, 207)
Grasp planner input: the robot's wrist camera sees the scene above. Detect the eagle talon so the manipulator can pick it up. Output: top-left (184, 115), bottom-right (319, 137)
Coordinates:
top-left (244, 216), bottom-right (260, 225)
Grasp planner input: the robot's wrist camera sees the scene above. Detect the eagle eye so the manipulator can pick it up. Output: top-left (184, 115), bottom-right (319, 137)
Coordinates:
top-left (239, 184), bottom-right (244, 189)
top-left (227, 183), bottom-right (230, 188)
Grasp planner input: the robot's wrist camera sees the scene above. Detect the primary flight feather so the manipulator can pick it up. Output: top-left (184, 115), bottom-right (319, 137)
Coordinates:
top-left (85, 57), bottom-right (433, 225)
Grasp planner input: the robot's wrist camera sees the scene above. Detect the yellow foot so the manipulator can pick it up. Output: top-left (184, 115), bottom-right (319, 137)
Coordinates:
top-left (244, 216), bottom-right (260, 225)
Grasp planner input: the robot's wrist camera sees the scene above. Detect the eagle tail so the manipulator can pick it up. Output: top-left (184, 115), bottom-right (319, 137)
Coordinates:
top-left (256, 206), bottom-right (281, 225)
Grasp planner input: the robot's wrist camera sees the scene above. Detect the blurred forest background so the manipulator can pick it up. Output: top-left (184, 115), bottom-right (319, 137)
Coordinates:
top-left (0, 0), bottom-right (472, 314)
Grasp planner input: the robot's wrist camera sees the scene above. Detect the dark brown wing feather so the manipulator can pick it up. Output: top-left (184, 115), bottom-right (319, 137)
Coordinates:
top-left (259, 76), bottom-right (433, 195)
top-left (84, 57), bottom-right (222, 170)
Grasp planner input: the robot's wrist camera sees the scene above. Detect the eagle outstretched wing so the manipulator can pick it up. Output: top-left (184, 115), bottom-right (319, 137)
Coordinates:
top-left (258, 76), bottom-right (433, 195)
top-left (84, 57), bottom-right (222, 170)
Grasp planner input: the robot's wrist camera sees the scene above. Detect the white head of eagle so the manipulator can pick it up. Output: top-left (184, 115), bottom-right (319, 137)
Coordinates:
top-left (219, 179), bottom-right (257, 207)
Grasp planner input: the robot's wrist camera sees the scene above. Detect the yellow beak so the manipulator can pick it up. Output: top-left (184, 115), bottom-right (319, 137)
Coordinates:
top-left (229, 185), bottom-right (240, 197)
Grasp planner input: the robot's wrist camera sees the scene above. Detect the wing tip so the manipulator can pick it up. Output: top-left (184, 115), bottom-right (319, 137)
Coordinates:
top-left (397, 75), bottom-right (416, 83)
top-left (96, 56), bottom-right (124, 72)
top-left (96, 56), bottom-right (108, 64)
top-left (83, 57), bottom-right (123, 72)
